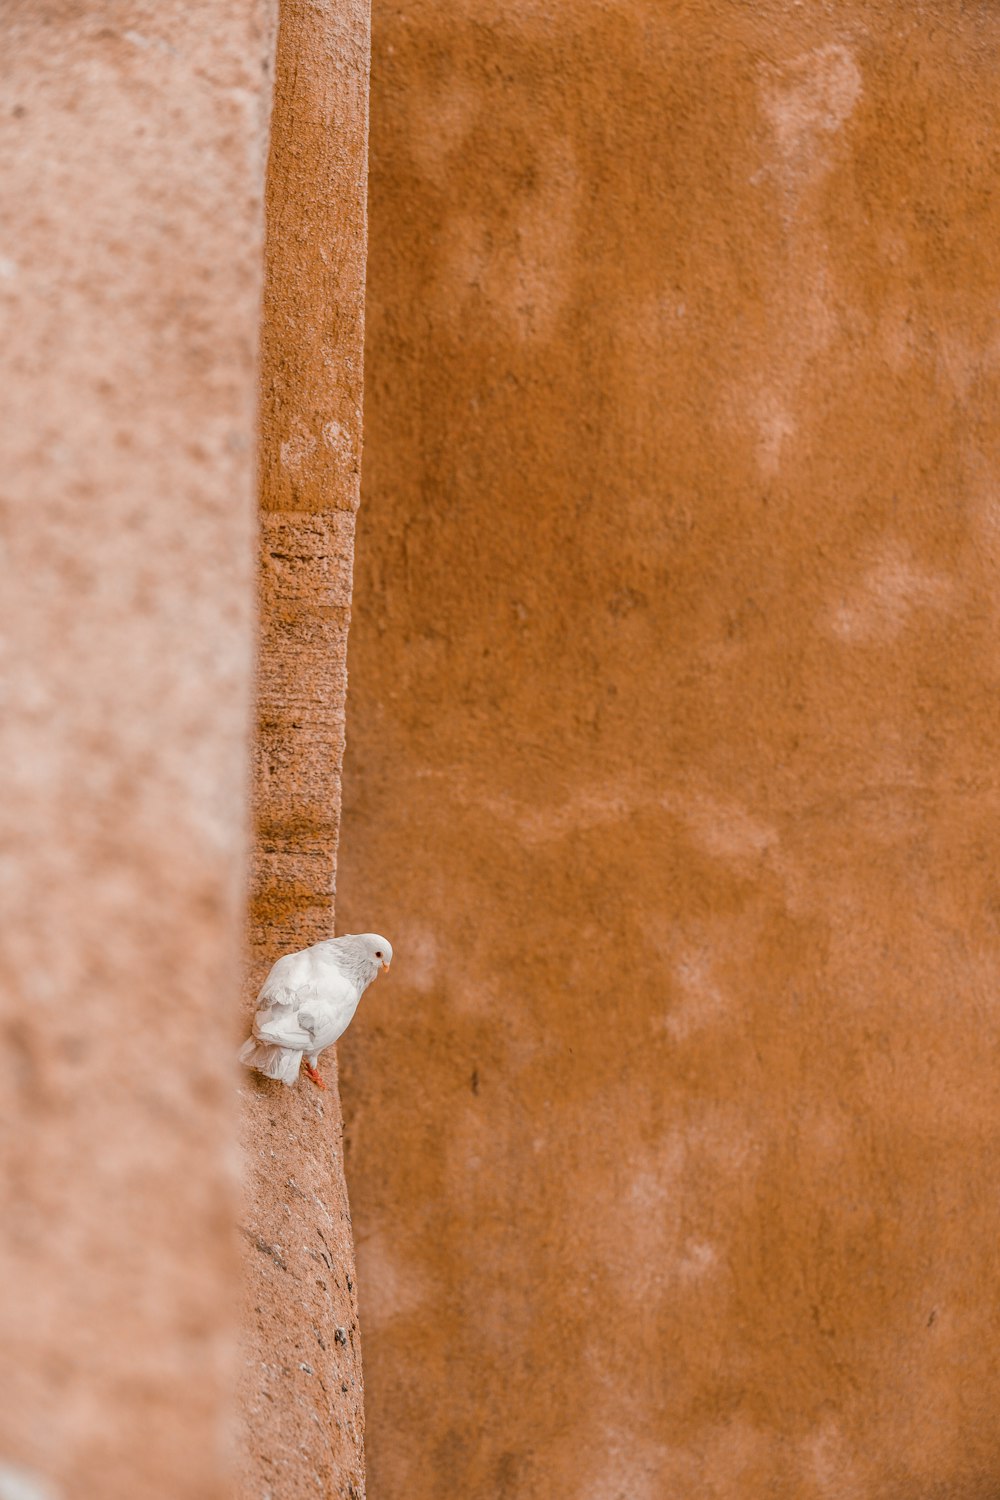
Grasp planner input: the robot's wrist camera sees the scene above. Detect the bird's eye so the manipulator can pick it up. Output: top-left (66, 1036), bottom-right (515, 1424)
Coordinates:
top-left (375, 951), bottom-right (382, 958)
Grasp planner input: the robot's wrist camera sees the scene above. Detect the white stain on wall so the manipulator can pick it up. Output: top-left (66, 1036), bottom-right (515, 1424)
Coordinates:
top-left (437, 137), bottom-right (579, 342)
top-left (355, 1232), bottom-right (429, 1327)
top-left (664, 948), bottom-right (729, 1041)
top-left (762, 43), bottom-right (863, 176)
top-left (322, 419), bottom-right (356, 471)
top-left (279, 422), bottom-right (317, 470)
top-left (401, 926), bottom-right (439, 992)
top-left (827, 541), bottom-right (953, 644)
top-left (734, 44), bottom-right (863, 475)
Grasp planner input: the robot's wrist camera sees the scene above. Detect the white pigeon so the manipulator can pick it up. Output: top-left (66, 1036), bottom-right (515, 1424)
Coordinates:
top-left (238, 932), bottom-right (393, 1089)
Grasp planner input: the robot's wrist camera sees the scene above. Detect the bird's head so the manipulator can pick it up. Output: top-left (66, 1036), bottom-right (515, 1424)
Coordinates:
top-left (359, 932), bottom-right (393, 975)
top-left (333, 932), bottom-right (394, 986)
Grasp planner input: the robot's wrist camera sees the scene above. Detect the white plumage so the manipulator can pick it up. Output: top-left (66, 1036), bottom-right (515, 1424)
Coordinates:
top-left (238, 932), bottom-right (393, 1089)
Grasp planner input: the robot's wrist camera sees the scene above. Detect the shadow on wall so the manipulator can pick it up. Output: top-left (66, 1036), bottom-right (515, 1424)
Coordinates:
top-left (337, 3), bottom-right (1000, 1498)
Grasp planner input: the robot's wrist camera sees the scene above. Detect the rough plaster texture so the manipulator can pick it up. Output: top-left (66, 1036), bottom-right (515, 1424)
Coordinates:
top-left (339, 3), bottom-right (1000, 1497)
top-left (237, 1), bottom-right (371, 1496)
top-left (0, 4), bottom-right (275, 1497)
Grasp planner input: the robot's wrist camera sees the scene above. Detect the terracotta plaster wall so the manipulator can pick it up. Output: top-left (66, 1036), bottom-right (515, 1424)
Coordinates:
top-left (0, 4), bottom-right (275, 1498)
top-left (237, 2), bottom-right (371, 1497)
top-left (338, 3), bottom-right (1000, 1497)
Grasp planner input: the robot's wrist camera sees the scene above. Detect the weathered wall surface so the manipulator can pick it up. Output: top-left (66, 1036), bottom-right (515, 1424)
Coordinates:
top-left (0, 4), bottom-right (275, 1498)
top-left (237, 1), bottom-right (371, 1496)
top-left (339, 3), bottom-right (1000, 1497)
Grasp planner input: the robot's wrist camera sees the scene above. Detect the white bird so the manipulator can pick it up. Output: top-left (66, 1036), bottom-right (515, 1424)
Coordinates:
top-left (238, 932), bottom-right (393, 1089)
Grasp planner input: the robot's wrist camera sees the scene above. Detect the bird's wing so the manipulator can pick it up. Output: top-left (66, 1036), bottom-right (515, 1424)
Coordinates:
top-left (251, 948), bottom-right (361, 1052)
top-left (252, 1000), bottom-right (312, 1049)
top-left (297, 965), bottom-right (362, 1050)
top-left (252, 952), bottom-right (325, 1051)
top-left (256, 950), bottom-right (315, 1005)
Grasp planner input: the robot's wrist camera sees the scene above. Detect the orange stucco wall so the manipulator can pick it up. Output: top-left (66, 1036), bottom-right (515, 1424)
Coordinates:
top-left (338, 3), bottom-right (1000, 1496)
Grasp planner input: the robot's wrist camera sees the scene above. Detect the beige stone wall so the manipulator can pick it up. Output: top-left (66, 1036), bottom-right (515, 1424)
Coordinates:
top-left (338, 3), bottom-right (1000, 1497)
top-left (0, 4), bottom-right (276, 1497)
top-left (237, 0), bottom-right (371, 1495)
top-left (0, 3), bottom-right (371, 1498)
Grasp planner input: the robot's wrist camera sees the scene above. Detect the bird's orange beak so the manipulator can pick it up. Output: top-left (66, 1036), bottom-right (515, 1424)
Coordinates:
top-left (382, 959), bottom-right (391, 972)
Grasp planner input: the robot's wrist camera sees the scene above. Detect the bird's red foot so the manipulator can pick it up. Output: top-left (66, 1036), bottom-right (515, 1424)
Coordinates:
top-left (303, 1061), bottom-right (327, 1091)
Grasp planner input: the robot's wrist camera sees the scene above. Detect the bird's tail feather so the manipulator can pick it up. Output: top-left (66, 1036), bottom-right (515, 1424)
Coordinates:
top-left (238, 1037), bottom-right (301, 1086)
